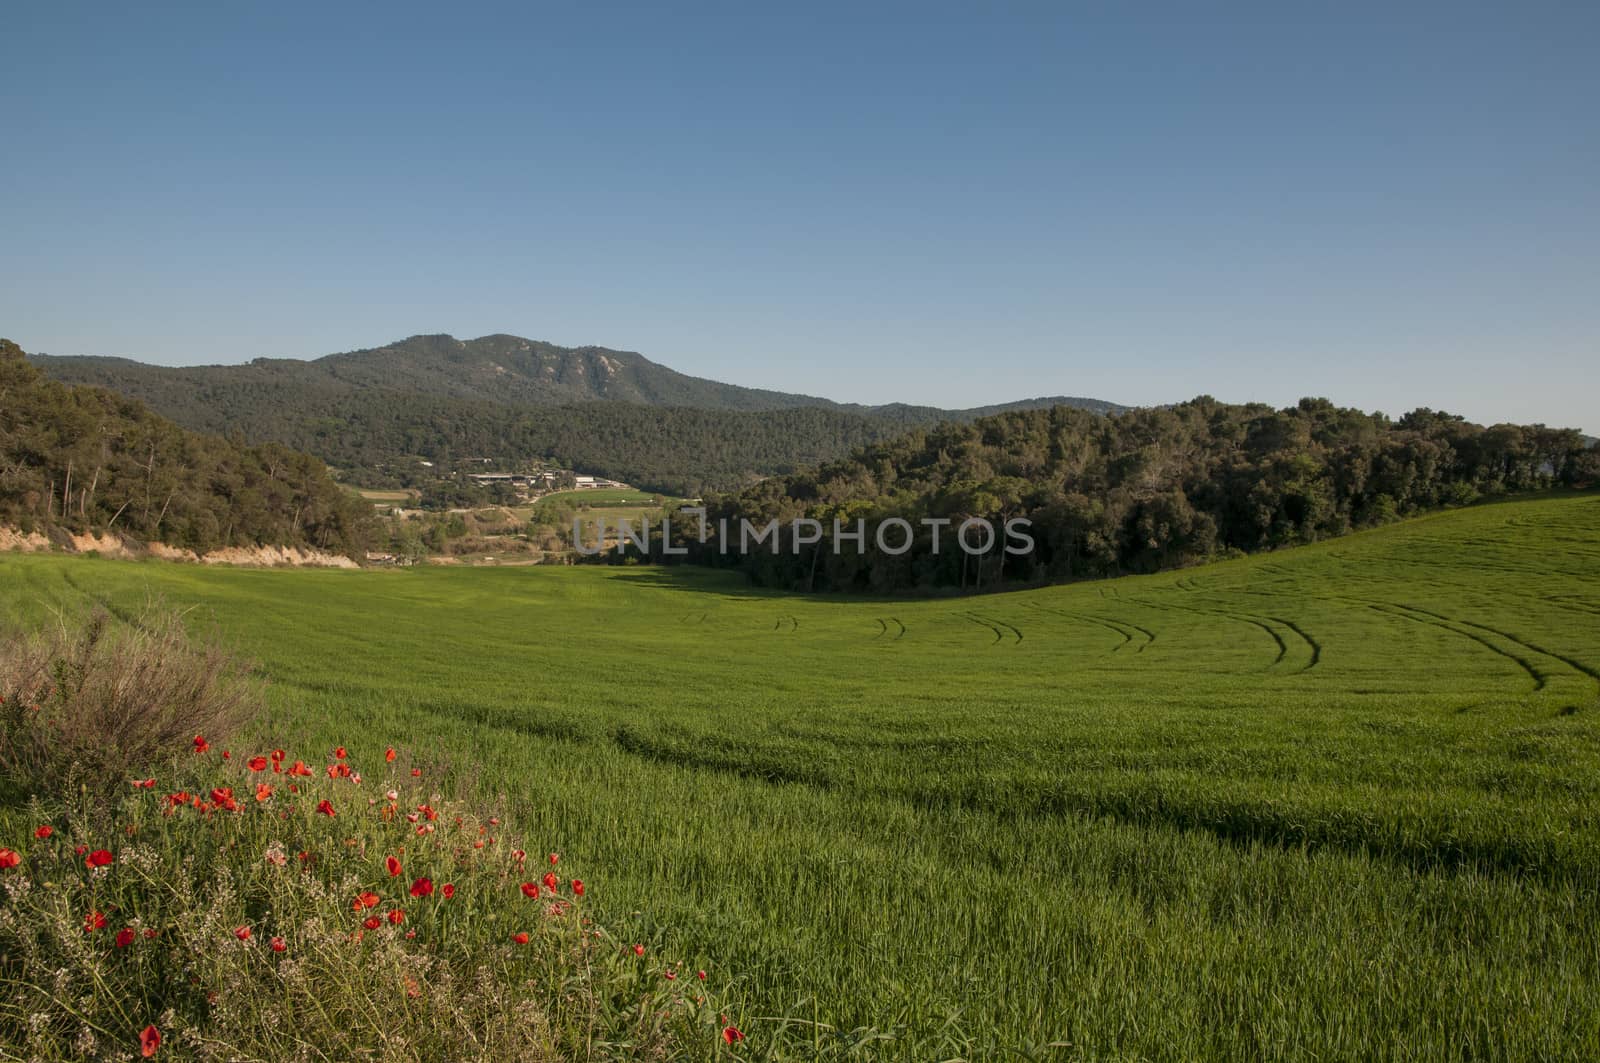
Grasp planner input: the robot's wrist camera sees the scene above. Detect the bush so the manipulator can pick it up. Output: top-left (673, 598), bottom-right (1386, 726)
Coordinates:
top-left (0, 740), bottom-right (743, 1060)
top-left (0, 607), bottom-right (254, 806)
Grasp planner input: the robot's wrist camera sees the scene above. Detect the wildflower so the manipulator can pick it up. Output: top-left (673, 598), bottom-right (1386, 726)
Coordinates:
top-left (409, 877), bottom-right (434, 898)
top-left (289, 760), bottom-right (313, 777)
top-left (210, 787), bottom-right (238, 812)
top-left (334, 746), bottom-right (348, 760)
top-left (115, 928), bottom-right (136, 948)
top-left (697, 969), bottom-right (707, 981)
top-left (542, 871), bottom-right (558, 892)
top-left (192, 735), bottom-right (209, 754)
top-left (442, 883), bottom-right (455, 899)
top-left (363, 916), bottom-right (382, 930)
top-left (723, 1026), bottom-right (744, 1044)
top-left (488, 817), bottom-right (500, 826)
top-left (411, 768), bottom-right (422, 777)
top-left (140, 1024), bottom-right (161, 1057)
top-left (512, 931), bottom-right (530, 944)
top-left (137, 778), bottom-right (156, 788)
top-left (0, 849), bottom-right (18, 869)
top-left (385, 789), bottom-right (398, 801)
top-left (85, 848), bottom-right (115, 869)
top-left (221, 750), bottom-right (231, 760)
top-left (271, 748), bottom-right (285, 762)
top-left (632, 944), bottom-right (646, 957)
top-left (270, 936), bottom-right (287, 952)
top-left (385, 747), bottom-right (397, 762)
top-left (247, 756), bottom-right (268, 771)
top-left (143, 928), bottom-right (159, 939)
top-left (316, 799), bottom-right (336, 817)
top-left (255, 783), bottom-right (274, 802)
top-left (234, 926), bottom-right (251, 941)
top-left (34, 824), bottom-right (52, 839)
top-left (353, 891), bottom-right (381, 911)
top-left (549, 852), bottom-right (559, 865)
top-left (327, 762), bottom-right (351, 779)
top-left (512, 849), bottom-right (526, 864)
top-left (572, 879), bottom-right (585, 896)
top-left (520, 882), bottom-right (538, 898)
top-left (664, 969), bottom-right (677, 980)
top-left (386, 855), bottom-right (403, 877)
top-left (387, 909), bottom-right (405, 926)
top-left (85, 910), bottom-right (108, 933)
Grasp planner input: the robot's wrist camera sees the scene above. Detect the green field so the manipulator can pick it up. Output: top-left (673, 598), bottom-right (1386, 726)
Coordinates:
top-left (4, 492), bottom-right (1599, 1059)
top-left (538, 487), bottom-right (674, 507)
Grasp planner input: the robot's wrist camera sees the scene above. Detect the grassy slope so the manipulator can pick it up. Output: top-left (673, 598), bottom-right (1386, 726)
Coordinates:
top-left (3, 493), bottom-right (1599, 1059)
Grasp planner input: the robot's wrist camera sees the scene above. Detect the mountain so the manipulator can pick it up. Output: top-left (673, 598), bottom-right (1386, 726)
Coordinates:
top-left (0, 339), bottom-right (373, 557)
top-left (27, 334), bottom-right (1124, 494)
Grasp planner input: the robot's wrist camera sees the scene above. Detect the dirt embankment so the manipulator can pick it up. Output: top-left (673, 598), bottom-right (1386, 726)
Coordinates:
top-left (0, 527), bottom-right (359, 569)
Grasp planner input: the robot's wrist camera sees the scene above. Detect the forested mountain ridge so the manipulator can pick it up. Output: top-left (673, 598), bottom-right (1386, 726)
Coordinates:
top-left (654, 397), bottom-right (1600, 592)
top-left (0, 339), bottom-right (374, 558)
top-left (28, 334), bottom-right (1123, 494)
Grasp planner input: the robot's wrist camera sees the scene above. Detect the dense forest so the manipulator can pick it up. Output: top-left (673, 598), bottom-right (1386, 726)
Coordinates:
top-left (606, 397), bottom-right (1599, 592)
top-left (31, 334), bottom-right (1120, 495)
top-left (0, 339), bottom-right (374, 558)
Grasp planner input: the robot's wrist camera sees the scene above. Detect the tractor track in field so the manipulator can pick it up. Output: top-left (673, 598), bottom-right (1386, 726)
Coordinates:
top-left (872, 617), bottom-right (908, 640)
top-left (772, 615), bottom-right (799, 633)
top-left (1129, 595), bottom-right (1317, 672)
top-left (1364, 603), bottom-right (1547, 691)
top-left (1024, 603), bottom-right (1150, 652)
top-left (970, 612), bottom-right (1023, 643)
top-left (1397, 603), bottom-right (1600, 692)
top-left (963, 613), bottom-right (1004, 644)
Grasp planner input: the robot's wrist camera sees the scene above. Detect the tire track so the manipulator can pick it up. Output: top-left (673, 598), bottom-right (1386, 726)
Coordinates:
top-left (963, 613), bottom-right (1003, 644)
top-left (1025, 603), bottom-right (1148, 652)
top-left (1398, 603), bottom-right (1599, 692)
top-left (970, 612), bottom-right (1023, 643)
top-left (1366, 603), bottom-right (1546, 691)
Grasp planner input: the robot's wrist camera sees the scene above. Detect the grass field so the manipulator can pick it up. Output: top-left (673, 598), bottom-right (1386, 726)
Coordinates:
top-left (537, 487), bottom-right (674, 507)
top-left (4, 492), bottom-right (1599, 1059)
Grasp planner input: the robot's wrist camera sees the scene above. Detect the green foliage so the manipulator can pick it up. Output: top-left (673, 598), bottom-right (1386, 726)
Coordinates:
top-left (0, 339), bottom-right (375, 557)
top-left (3, 492), bottom-right (1599, 1058)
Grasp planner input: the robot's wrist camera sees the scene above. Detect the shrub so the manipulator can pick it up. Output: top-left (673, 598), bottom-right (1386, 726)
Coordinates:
top-left (0, 740), bottom-right (743, 1060)
top-left (0, 607), bottom-right (254, 807)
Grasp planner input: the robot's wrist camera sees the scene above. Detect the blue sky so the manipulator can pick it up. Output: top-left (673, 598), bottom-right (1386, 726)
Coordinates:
top-left (2, 2), bottom-right (1595, 431)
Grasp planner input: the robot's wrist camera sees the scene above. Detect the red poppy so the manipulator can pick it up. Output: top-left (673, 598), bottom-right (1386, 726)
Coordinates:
top-left (723, 1026), bottom-right (744, 1044)
top-left (234, 926), bottom-right (251, 941)
top-left (86, 849), bottom-right (114, 869)
top-left (221, 750), bottom-right (231, 760)
top-left (137, 778), bottom-right (156, 789)
top-left (144, 928), bottom-right (159, 940)
top-left (247, 756), bottom-right (268, 771)
top-left (409, 877), bottom-right (434, 898)
top-left (664, 969), bottom-right (677, 980)
top-left (192, 735), bottom-right (209, 754)
top-left (410, 768), bottom-right (422, 777)
top-left (632, 944), bottom-right (645, 957)
top-left (542, 871), bottom-right (558, 892)
top-left (0, 849), bottom-right (18, 870)
top-left (115, 927), bottom-right (136, 948)
top-left (386, 855), bottom-right (403, 877)
top-left (571, 879), bottom-right (584, 896)
top-left (512, 848), bottom-right (526, 864)
top-left (387, 909), bottom-right (405, 926)
top-left (353, 891), bottom-right (380, 911)
top-left (385, 747), bottom-right (397, 762)
top-left (511, 931), bottom-right (530, 944)
top-left (255, 783), bottom-right (274, 802)
top-left (210, 787), bottom-right (239, 812)
top-left (290, 760), bottom-right (313, 777)
top-left (141, 1024), bottom-right (161, 1057)
top-left (270, 748), bottom-right (285, 762)
top-left (441, 883), bottom-right (455, 899)
top-left (85, 910), bottom-right (107, 933)
top-left (270, 936), bottom-right (287, 952)
top-left (316, 799), bottom-right (336, 817)
top-left (334, 746), bottom-right (347, 760)
top-left (520, 882), bottom-right (538, 898)
top-left (327, 762), bottom-right (351, 779)
top-left (363, 916), bottom-right (382, 930)
top-left (548, 852), bottom-right (559, 865)
top-left (697, 969), bottom-right (707, 981)
top-left (34, 824), bottom-right (52, 839)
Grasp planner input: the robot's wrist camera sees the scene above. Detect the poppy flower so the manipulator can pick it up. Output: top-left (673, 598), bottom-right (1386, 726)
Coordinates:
top-left (387, 909), bottom-right (405, 926)
top-left (352, 891), bottom-right (380, 911)
top-left (85, 910), bottom-right (107, 933)
top-left (572, 879), bottom-right (584, 896)
top-left (137, 778), bottom-right (156, 789)
top-left (511, 931), bottom-right (530, 944)
top-left (0, 849), bottom-right (18, 870)
top-left (316, 799), bottom-right (336, 817)
top-left (410, 768), bottom-right (422, 777)
top-left (385, 747), bottom-right (396, 762)
top-left (234, 926), bottom-right (251, 941)
top-left (247, 756), bottom-right (268, 772)
top-left (270, 936), bottom-right (287, 952)
top-left (386, 855), bottom-right (403, 877)
top-left (255, 783), bottom-right (274, 802)
top-left (512, 849), bottom-right (526, 864)
top-left (115, 927), bottom-right (136, 948)
top-left (289, 760), bottom-right (313, 777)
top-left (441, 883), bottom-right (455, 899)
top-left (723, 1026), bottom-right (744, 1044)
top-left (363, 916), bottom-right (382, 930)
top-left (664, 969), bottom-right (677, 980)
top-left (192, 735), bottom-right (209, 754)
top-left (409, 877), bottom-right (434, 898)
top-left (548, 852), bottom-right (559, 865)
top-left (86, 848), bottom-right (114, 868)
top-left (141, 1024), bottom-right (161, 1057)
top-left (632, 944), bottom-right (645, 957)
top-left (542, 871), bottom-right (558, 892)
top-left (334, 746), bottom-right (347, 760)
top-left (34, 824), bottom-right (52, 839)
top-left (520, 882), bottom-right (538, 898)
top-left (144, 928), bottom-right (159, 940)
top-left (697, 969), bottom-right (707, 981)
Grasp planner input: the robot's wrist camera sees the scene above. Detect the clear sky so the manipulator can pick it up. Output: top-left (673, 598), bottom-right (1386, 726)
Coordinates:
top-left (2, 2), bottom-right (1595, 432)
